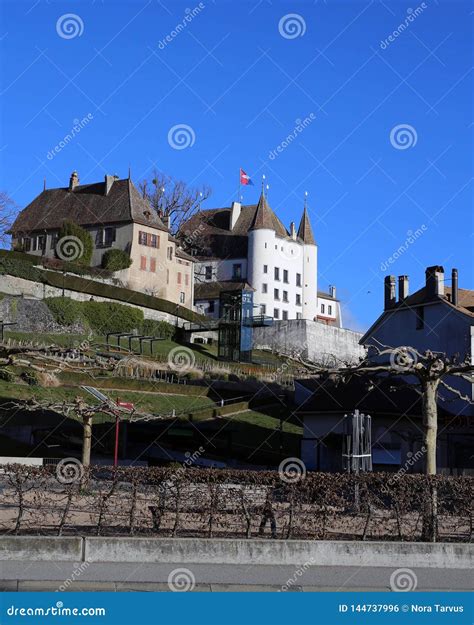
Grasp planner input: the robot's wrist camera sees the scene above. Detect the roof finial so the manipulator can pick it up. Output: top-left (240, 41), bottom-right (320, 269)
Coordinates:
top-left (261, 174), bottom-right (266, 196)
top-left (304, 190), bottom-right (308, 209)
top-left (128, 165), bottom-right (131, 180)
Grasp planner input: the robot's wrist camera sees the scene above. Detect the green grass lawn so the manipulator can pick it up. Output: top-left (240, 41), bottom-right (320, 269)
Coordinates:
top-left (229, 410), bottom-right (303, 435)
top-left (4, 330), bottom-right (293, 370)
top-left (0, 379), bottom-right (215, 422)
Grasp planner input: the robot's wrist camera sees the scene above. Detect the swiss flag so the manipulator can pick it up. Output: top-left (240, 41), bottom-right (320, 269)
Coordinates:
top-left (240, 168), bottom-right (254, 186)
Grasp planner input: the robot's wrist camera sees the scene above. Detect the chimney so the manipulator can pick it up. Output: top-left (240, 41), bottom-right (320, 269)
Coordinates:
top-left (104, 174), bottom-right (115, 195)
top-left (230, 201), bottom-right (241, 230)
top-left (329, 285), bottom-right (336, 299)
top-left (425, 265), bottom-right (444, 297)
top-left (452, 268), bottom-right (458, 306)
top-left (69, 170), bottom-right (79, 191)
top-left (290, 222), bottom-right (297, 240)
top-left (398, 275), bottom-right (409, 302)
top-left (384, 275), bottom-right (396, 310)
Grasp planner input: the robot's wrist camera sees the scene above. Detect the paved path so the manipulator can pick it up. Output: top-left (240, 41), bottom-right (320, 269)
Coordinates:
top-left (1, 561), bottom-right (470, 592)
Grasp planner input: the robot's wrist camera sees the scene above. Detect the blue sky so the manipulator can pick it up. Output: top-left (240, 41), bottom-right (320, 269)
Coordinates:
top-left (0, 0), bottom-right (472, 330)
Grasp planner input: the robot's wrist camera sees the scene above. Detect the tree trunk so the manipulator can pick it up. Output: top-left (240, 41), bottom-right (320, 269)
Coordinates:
top-left (82, 415), bottom-right (93, 468)
top-left (422, 380), bottom-right (438, 475)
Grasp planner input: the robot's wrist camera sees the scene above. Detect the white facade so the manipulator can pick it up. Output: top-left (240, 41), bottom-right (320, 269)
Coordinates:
top-left (247, 228), bottom-right (316, 321)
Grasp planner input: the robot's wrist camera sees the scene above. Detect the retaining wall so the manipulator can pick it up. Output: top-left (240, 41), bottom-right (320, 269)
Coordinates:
top-left (1, 537), bottom-right (471, 569)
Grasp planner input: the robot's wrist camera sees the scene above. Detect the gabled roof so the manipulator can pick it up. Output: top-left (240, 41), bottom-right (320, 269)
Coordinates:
top-left (10, 178), bottom-right (168, 234)
top-left (297, 205), bottom-right (316, 245)
top-left (360, 285), bottom-right (474, 344)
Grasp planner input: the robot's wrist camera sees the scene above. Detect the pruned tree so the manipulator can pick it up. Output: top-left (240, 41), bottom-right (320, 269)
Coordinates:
top-left (0, 190), bottom-right (15, 244)
top-left (293, 342), bottom-right (474, 476)
top-left (138, 169), bottom-right (211, 234)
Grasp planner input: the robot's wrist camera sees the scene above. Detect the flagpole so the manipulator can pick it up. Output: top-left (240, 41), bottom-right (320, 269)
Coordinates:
top-left (238, 168), bottom-right (241, 203)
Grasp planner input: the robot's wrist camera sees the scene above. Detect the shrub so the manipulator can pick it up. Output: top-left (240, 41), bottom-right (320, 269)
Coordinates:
top-left (45, 297), bottom-right (82, 326)
top-left (0, 369), bottom-right (15, 382)
top-left (81, 300), bottom-right (144, 334)
top-left (140, 319), bottom-right (175, 339)
top-left (21, 371), bottom-right (38, 386)
top-left (57, 221), bottom-right (93, 266)
top-left (101, 249), bottom-right (132, 272)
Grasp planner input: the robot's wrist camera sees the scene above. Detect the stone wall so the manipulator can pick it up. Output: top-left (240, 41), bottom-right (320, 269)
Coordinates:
top-left (253, 319), bottom-right (365, 364)
top-left (0, 275), bottom-right (185, 327)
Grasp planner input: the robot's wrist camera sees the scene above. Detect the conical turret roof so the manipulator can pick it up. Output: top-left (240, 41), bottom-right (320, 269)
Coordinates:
top-left (297, 205), bottom-right (316, 245)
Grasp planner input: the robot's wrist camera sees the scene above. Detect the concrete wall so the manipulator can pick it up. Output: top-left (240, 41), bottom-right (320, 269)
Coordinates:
top-left (253, 319), bottom-right (365, 364)
top-left (1, 537), bottom-right (471, 569)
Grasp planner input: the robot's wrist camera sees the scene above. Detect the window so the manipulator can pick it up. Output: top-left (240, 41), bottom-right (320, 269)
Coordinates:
top-left (273, 308), bottom-right (280, 319)
top-left (139, 231), bottom-right (147, 245)
top-left (416, 307), bottom-right (424, 330)
top-left (274, 267), bottom-right (280, 281)
top-left (166, 269), bottom-right (169, 284)
top-left (50, 232), bottom-right (59, 250)
top-left (262, 283), bottom-right (268, 294)
top-left (205, 266), bottom-right (212, 280)
top-left (321, 303), bottom-right (325, 314)
top-left (167, 247), bottom-right (173, 260)
top-left (177, 272), bottom-right (182, 285)
top-left (208, 300), bottom-right (215, 313)
top-left (151, 234), bottom-right (159, 248)
top-left (140, 256), bottom-right (147, 271)
top-left (180, 292), bottom-right (185, 304)
top-left (150, 258), bottom-right (156, 273)
top-left (283, 290), bottom-right (288, 303)
top-left (282, 311), bottom-right (288, 321)
top-left (260, 304), bottom-right (266, 315)
top-left (138, 230), bottom-right (158, 249)
top-left (328, 305), bottom-right (332, 315)
top-left (37, 235), bottom-right (46, 251)
top-left (274, 288), bottom-right (280, 300)
top-left (296, 273), bottom-right (301, 287)
top-left (296, 312), bottom-right (302, 320)
top-left (283, 269), bottom-right (288, 283)
top-left (232, 263), bottom-right (242, 279)
top-left (265, 243), bottom-right (267, 249)
top-left (263, 265), bottom-right (268, 274)
top-left (296, 294), bottom-right (301, 306)
top-left (185, 274), bottom-right (189, 286)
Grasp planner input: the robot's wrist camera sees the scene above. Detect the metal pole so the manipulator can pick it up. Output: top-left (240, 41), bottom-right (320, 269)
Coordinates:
top-left (114, 415), bottom-right (120, 468)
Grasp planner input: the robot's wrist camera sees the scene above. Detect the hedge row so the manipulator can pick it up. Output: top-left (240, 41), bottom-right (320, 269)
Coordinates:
top-left (0, 254), bottom-right (204, 323)
top-left (3, 466), bottom-right (472, 541)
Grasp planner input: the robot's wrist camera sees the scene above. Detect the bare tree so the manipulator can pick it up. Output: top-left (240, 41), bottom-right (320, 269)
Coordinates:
top-left (294, 343), bottom-right (474, 475)
top-left (138, 169), bottom-right (211, 234)
top-left (0, 191), bottom-right (15, 245)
